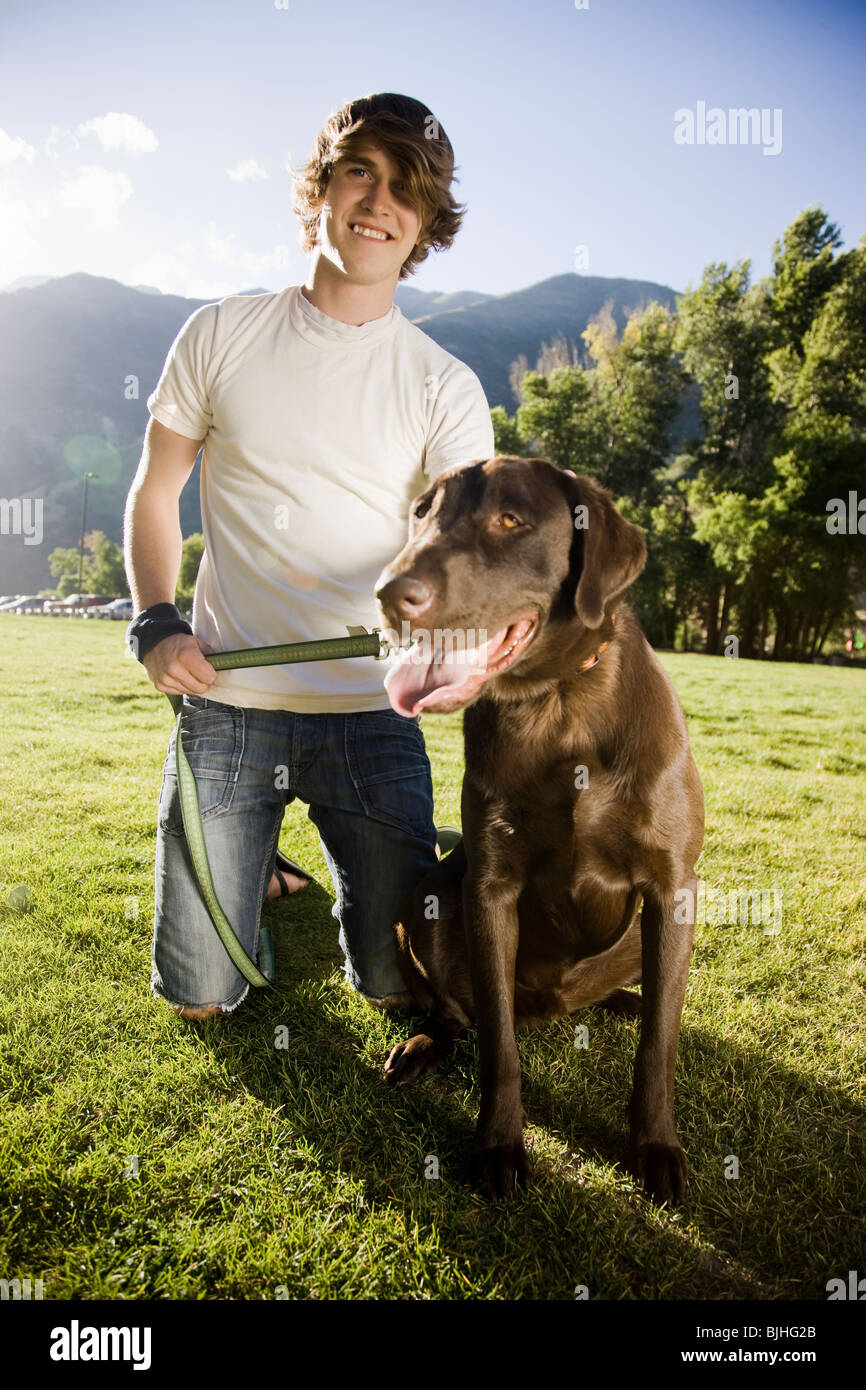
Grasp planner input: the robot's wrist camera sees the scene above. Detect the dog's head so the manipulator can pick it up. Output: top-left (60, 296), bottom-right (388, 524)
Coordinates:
top-left (375, 456), bottom-right (646, 716)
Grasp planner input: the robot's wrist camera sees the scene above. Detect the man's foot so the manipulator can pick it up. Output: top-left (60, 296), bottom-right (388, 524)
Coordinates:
top-left (265, 851), bottom-right (313, 903)
top-left (266, 866), bottom-right (310, 901)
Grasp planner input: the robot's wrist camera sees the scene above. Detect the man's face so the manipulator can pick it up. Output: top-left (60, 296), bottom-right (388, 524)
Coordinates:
top-left (317, 142), bottom-right (423, 287)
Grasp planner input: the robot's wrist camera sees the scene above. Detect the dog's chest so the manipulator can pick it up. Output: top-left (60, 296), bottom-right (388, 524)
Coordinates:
top-left (465, 705), bottom-right (622, 827)
top-left (464, 699), bottom-right (578, 800)
top-left (464, 709), bottom-right (641, 894)
top-left (463, 706), bottom-right (643, 961)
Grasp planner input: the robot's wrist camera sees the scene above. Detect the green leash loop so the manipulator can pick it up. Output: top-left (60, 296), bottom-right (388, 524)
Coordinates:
top-left (167, 697), bottom-right (272, 988)
top-left (166, 630), bottom-right (390, 990)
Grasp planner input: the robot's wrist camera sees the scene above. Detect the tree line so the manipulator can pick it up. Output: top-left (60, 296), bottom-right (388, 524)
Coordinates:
top-left (493, 207), bottom-right (866, 660)
top-left (47, 530), bottom-right (202, 614)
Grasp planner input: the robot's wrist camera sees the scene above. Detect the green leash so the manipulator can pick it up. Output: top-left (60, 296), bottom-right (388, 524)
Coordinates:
top-left (166, 630), bottom-right (390, 990)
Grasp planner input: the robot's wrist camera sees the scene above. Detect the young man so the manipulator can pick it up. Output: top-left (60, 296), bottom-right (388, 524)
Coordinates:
top-left (123, 93), bottom-right (494, 1021)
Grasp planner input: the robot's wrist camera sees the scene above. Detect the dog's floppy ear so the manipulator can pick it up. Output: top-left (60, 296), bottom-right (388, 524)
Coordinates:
top-left (560, 470), bottom-right (647, 629)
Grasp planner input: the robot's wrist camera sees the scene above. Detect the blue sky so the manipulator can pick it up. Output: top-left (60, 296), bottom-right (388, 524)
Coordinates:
top-left (1, 0), bottom-right (864, 300)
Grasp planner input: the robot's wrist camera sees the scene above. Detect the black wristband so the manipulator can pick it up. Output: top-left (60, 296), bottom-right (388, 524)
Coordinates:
top-left (126, 602), bottom-right (193, 663)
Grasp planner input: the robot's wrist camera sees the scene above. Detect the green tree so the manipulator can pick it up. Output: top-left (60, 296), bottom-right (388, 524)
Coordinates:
top-left (176, 533), bottom-right (205, 613)
top-left (490, 405), bottom-right (524, 456)
top-left (513, 302), bottom-right (683, 503)
top-left (47, 530), bottom-right (128, 597)
top-left (761, 236), bottom-right (866, 656)
top-left (687, 483), bottom-right (779, 657)
top-left (515, 366), bottom-right (607, 474)
top-left (500, 207), bottom-right (863, 661)
top-left (89, 531), bottom-right (129, 595)
top-left (626, 484), bottom-right (708, 649)
top-left (582, 301), bottom-right (685, 504)
top-left (770, 206), bottom-right (847, 356)
top-left (674, 260), bottom-right (774, 495)
top-left (683, 226), bottom-right (866, 662)
top-left (672, 208), bottom-right (862, 657)
top-left (47, 545), bottom-right (94, 596)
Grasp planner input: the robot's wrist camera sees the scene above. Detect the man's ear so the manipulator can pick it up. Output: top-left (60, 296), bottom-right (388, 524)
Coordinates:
top-left (560, 471), bottom-right (647, 628)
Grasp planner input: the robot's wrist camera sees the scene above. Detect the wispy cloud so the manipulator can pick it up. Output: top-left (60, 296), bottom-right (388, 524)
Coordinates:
top-left (0, 189), bottom-right (37, 272)
top-left (0, 129), bottom-right (36, 165)
top-left (56, 166), bottom-right (134, 230)
top-left (129, 221), bottom-right (292, 298)
top-left (205, 220), bottom-right (286, 275)
top-left (227, 158), bottom-right (268, 183)
top-left (44, 125), bottom-right (80, 160)
top-left (128, 241), bottom-right (240, 300)
top-left (75, 112), bottom-right (158, 154)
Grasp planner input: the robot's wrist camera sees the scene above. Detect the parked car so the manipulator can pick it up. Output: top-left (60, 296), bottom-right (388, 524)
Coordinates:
top-left (44, 594), bottom-right (88, 615)
top-left (0, 594), bottom-right (43, 612)
top-left (77, 595), bottom-right (116, 615)
top-left (0, 595), bottom-right (27, 611)
top-left (88, 598), bottom-right (133, 620)
top-left (46, 594), bottom-right (114, 615)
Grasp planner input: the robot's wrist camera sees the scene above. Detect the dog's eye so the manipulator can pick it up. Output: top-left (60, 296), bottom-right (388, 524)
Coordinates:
top-left (413, 496), bottom-right (433, 520)
top-left (498, 512), bottom-right (523, 529)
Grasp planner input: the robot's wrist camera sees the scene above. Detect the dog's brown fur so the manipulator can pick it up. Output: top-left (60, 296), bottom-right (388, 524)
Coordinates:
top-left (375, 457), bottom-right (704, 1205)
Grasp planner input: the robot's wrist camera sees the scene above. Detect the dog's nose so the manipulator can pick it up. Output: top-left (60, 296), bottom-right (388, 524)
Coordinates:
top-left (377, 573), bottom-right (433, 618)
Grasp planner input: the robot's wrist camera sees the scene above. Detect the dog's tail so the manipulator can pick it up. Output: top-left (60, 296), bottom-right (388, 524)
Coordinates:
top-left (561, 911), bottom-right (643, 1012)
top-left (515, 911), bottom-right (643, 1026)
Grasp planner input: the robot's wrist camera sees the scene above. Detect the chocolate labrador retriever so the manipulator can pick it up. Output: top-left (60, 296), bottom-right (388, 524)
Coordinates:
top-left (374, 456), bottom-right (704, 1207)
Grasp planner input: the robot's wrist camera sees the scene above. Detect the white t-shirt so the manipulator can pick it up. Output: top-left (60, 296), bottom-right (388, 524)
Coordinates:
top-left (146, 284), bottom-right (494, 711)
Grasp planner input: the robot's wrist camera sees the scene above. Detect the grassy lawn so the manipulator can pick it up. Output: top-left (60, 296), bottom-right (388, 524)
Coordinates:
top-left (1, 614), bottom-right (864, 1301)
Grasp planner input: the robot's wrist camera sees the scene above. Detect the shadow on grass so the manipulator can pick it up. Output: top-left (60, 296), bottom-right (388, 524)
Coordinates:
top-left (170, 881), bottom-right (865, 1300)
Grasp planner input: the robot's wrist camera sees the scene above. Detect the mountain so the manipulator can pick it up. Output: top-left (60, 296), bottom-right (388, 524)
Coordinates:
top-left (412, 273), bottom-right (679, 410)
top-left (0, 274), bottom-right (212, 597)
top-left (1, 275), bottom-right (56, 293)
top-left (0, 271), bottom-right (682, 596)
top-left (394, 286), bottom-right (493, 316)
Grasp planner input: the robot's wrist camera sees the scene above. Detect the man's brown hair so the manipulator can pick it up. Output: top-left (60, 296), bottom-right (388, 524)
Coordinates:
top-left (293, 92), bottom-right (465, 280)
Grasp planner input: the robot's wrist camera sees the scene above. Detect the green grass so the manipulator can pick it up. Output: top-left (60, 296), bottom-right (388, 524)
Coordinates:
top-left (1, 615), bottom-right (864, 1300)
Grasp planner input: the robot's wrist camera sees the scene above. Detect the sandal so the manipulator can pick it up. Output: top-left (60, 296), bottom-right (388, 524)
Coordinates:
top-left (262, 850), bottom-right (313, 906)
top-left (274, 848), bottom-right (313, 884)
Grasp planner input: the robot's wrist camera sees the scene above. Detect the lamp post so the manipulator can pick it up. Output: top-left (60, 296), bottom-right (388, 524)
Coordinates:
top-left (76, 471), bottom-right (98, 597)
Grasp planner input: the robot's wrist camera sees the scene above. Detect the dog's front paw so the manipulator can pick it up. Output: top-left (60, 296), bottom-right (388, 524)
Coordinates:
top-left (629, 1139), bottom-right (688, 1207)
top-left (469, 1135), bottom-right (528, 1200)
top-left (384, 1032), bottom-right (442, 1087)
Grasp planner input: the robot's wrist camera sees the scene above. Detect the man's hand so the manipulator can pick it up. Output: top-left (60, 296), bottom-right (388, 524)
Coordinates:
top-left (142, 633), bottom-right (217, 695)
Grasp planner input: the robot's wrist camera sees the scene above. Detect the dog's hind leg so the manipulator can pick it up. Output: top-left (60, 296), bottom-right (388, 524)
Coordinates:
top-left (385, 918), bottom-right (472, 1086)
top-left (385, 851), bottom-right (473, 1087)
top-left (383, 999), bottom-right (470, 1087)
top-left (557, 912), bottom-right (643, 1017)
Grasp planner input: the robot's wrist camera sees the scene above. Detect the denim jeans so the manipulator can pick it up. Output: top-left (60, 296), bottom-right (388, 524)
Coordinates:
top-left (151, 694), bottom-right (438, 1012)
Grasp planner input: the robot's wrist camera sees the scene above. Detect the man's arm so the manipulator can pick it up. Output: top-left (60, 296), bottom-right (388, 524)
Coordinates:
top-left (423, 362), bottom-right (495, 482)
top-left (123, 417), bottom-right (216, 695)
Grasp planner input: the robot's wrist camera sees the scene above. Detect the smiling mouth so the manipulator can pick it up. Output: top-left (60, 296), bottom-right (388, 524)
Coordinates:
top-left (351, 223), bottom-right (392, 241)
top-left (383, 614), bottom-right (539, 717)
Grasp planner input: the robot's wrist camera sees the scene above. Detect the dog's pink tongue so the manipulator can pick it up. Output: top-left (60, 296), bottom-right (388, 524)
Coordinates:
top-left (384, 627), bottom-right (508, 716)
